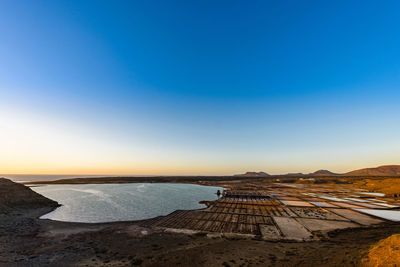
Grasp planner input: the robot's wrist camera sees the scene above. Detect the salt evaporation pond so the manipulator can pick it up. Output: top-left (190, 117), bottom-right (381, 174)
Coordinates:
top-left (355, 209), bottom-right (400, 221)
top-left (359, 192), bottom-right (385, 197)
top-left (32, 183), bottom-right (223, 223)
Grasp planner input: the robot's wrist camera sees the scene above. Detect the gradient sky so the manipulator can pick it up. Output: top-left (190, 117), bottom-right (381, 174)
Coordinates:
top-left (1, 0), bottom-right (400, 175)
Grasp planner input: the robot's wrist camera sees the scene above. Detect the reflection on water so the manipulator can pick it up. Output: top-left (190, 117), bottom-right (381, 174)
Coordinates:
top-left (32, 183), bottom-right (223, 223)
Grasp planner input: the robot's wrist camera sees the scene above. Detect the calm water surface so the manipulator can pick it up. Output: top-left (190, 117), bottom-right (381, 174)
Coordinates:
top-left (32, 183), bottom-right (223, 223)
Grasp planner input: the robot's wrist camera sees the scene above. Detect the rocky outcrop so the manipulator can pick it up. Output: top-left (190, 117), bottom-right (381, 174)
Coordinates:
top-left (0, 178), bottom-right (59, 212)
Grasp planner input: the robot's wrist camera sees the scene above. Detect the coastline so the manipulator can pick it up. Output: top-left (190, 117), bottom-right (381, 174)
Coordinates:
top-left (32, 183), bottom-right (222, 224)
top-left (2, 177), bottom-right (400, 266)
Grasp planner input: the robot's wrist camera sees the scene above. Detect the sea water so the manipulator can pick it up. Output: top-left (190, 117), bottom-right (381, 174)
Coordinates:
top-left (31, 183), bottom-right (223, 223)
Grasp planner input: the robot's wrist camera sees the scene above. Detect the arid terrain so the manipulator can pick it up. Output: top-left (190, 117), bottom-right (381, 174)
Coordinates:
top-left (1, 176), bottom-right (400, 266)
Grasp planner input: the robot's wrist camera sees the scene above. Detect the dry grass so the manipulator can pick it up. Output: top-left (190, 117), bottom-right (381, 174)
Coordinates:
top-left (353, 178), bottom-right (400, 195)
top-left (361, 234), bottom-right (400, 267)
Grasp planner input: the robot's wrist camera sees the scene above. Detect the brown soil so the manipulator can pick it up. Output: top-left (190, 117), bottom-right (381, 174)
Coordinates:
top-left (2, 210), bottom-right (400, 267)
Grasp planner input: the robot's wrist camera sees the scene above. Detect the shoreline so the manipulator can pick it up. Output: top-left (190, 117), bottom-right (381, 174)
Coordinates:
top-left (30, 182), bottom-right (224, 225)
top-left (22, 176), bottom-right (249, 186)
top-left (2, 177), bottom-right (400, 266)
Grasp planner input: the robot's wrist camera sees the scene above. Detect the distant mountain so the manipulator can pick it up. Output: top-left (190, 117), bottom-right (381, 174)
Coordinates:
top-left (281, 170), bottom-right (338, 177)
top-left (309, 170), bottom-right (338, 176)
top-left (234, 172), bottom-right (270, 177)
top-left (234, 165), bottom-right (400, 178)
top-left (345, 165), bottom-right (400, 176)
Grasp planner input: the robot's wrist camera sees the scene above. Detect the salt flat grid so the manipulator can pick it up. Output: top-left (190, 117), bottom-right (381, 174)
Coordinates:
top-left (139, 183), bottom-right (400, 240)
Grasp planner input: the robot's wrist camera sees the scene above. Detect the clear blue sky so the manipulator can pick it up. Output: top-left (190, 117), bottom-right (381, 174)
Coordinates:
top-left (1, 0), bottom-right (400, 175)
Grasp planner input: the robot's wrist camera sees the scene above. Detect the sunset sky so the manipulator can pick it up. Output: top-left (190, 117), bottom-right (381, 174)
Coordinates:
top-left (1, 0), bottom-right (400, 175)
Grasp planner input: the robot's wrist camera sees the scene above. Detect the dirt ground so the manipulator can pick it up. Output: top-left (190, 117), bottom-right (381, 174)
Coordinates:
top-left (2, 177), bottom-right (400, 266)
top-left (1, 207), bottom-right (400, 267)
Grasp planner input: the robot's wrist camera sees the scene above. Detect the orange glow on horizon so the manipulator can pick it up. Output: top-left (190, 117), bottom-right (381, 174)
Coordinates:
top-left (1, 107), bottom-right (399, 177)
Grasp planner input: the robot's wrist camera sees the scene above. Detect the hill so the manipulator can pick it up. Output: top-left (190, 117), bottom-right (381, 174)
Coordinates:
top-left (310, 170), bottom-right (339, 176)
top-left (0, 178), bottom-right (59, 212)
top-left (234, 172), bottom-right (270, 177)
top-left (346, 165), bottom-right (400, 176)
